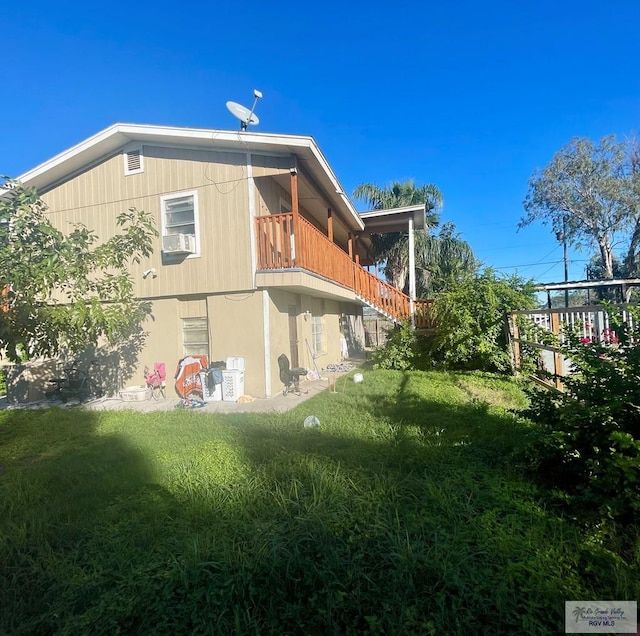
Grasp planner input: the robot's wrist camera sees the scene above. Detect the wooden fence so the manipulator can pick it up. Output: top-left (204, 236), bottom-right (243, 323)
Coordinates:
top-left (508, 304), bottom-right (636, 390)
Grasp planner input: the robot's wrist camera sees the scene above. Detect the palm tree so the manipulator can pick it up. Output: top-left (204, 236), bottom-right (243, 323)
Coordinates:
top-left (353, 180), bottom-right (476, 296)
top-left (416, 222), bottom-right (477, 296)
top-left (353, 180), bottom-right (442, 292)
top-left (352, 180), bottom-right (443, 220)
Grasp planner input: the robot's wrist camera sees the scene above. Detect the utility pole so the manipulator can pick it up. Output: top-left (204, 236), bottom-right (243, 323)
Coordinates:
top-left (563, 228), bottom-right (569, 307)
top-left (556, 216), bottom-right (569, 308)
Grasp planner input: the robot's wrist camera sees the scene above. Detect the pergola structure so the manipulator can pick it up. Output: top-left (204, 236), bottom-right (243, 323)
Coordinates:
top-left (535, 278), bottom-right (640, 307)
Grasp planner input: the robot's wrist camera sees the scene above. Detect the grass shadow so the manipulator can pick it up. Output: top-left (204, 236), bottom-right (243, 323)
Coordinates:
top-left (0, 408), bottom-right (179, 635)
top-left (1, 370), bottom-right (637, 635)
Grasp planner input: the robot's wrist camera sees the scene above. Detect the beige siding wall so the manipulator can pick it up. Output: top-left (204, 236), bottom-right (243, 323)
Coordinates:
top-left (41, 144), bottom-right (254, 297)
top-left (251, 154), bottom-right (291, 179)
top-left (23, 144), bottom-right (363, 403)
top-left (254, 177), bottom-right (291, 217)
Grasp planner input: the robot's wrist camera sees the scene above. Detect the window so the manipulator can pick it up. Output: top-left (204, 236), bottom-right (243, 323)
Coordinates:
top-left (161, 190), bottom-right (200, 256)
top-left (123, 146), bottom-right (144, 175)
top-left (311, 299), bottom-right (325, 354)
top-left (182, 317), bottom-right (209, 357)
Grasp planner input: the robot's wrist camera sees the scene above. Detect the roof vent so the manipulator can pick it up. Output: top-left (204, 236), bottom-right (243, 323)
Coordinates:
top-left (124, 147), bottom-right (144, 175)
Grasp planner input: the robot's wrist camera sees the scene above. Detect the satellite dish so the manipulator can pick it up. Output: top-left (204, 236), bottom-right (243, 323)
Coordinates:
top-left (226, 89), bottom-right (263, 131)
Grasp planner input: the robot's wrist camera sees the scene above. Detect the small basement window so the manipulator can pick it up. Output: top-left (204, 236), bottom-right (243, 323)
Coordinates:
top-left (123, 146), bottom-right (144, 175)
top-left (182, 317), bottom-right (209, 357)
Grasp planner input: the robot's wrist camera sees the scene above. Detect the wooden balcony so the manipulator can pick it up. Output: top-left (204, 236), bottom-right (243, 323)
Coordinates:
top-left (256, 213), bottom-right (434, 329)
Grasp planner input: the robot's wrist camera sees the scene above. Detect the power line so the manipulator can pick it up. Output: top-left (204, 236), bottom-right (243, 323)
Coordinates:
top-left (42, 176), bottom-right (249, 217)
top-left (493, 258), bottom-right (589, 271)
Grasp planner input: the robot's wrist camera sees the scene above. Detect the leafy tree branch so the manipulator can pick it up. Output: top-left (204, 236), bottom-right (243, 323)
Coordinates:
top-left (0, 179), bottom-right (158, 362)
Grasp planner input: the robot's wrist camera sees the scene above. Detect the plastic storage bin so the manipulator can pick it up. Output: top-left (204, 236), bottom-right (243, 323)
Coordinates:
top-left (199, 371), bottom-right (222, 402)
top-left (120, 385), bottom-right (151, 401)
top-left (222, 357), bottom-right (245, 402)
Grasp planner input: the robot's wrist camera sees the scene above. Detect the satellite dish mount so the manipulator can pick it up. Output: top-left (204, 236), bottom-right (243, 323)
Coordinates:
top-left (226, 89), bottom-right (263, 131)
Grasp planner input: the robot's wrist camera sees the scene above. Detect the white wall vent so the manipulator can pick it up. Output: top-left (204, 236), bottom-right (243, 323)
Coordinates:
top-left (162, 233), bottom-right (195, 254)
top-left (124, 147), bottom-right (144, 175)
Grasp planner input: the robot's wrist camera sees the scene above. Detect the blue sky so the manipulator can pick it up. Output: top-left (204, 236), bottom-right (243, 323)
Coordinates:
top-left (2, 0), bottom-right (638, 284)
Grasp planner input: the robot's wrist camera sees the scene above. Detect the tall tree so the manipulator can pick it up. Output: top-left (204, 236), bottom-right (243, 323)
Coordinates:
top-left (622, 134), bottom-right (640, 276)
top-left (520, 135), bottom-right (640, 279)
top-left (0, 180), bottom-right (157, 362)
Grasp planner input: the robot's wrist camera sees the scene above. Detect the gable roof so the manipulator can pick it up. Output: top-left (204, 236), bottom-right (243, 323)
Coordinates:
top-left (15, 123), bottom-right (365, 231)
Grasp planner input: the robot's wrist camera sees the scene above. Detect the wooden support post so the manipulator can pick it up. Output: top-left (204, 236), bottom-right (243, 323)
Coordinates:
top-left (290, 167), bottom-right (299, 220)
top-left (290, 167), bottom-right (299, 264)
top-left (408, 215), bottom-right (416, 327)
top-left (327, 208), bottom-right (334, 242)
top-left (511, 314), bottom-right (521, 373)
top-left (347, 233), bottom-right (353, 260)
top-left (551, 312), bottom-right (564, 390)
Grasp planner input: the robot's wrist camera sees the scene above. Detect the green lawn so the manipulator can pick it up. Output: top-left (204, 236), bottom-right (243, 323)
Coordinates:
top-left (0, 369), bottom-right (637, 635)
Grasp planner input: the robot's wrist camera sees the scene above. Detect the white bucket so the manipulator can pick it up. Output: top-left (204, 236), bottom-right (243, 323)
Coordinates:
top-left (353, 373), bottom-right (364, 383)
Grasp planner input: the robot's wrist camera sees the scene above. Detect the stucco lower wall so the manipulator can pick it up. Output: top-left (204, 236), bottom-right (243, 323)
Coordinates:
top-left (6, 293), bottom-right (364, 404)
top-left (207, 292), bottom-right (266, 398)
top-left (133, 298), bottom-right (182, 389)
top-left (267, 289), bottom-right (299, 397)
top-left (126, 293), bottom-right (268, 398)
top-left (265, 291), bottom-right (365, 397)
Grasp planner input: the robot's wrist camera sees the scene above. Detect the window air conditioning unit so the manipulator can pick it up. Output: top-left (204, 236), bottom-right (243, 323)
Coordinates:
top-left (162, 233), bottom-right (195, 254)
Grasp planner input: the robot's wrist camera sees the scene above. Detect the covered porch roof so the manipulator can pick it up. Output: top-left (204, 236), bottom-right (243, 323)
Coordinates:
top-left (359, 204), bottom-right (427, 234)
top-left (354, 204), bottom-right (427, 308)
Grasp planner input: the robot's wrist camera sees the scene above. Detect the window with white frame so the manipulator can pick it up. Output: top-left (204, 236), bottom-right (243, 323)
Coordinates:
top-left (182, 317), bottom-right (209, 357)
top-left (311, 299), bottom-right (325, 354)
top-left (161, 191), bottom-right (200, 256)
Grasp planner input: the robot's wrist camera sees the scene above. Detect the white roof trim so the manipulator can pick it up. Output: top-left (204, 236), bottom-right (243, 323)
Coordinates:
top-left (14, 123), bottom-right (364, 231)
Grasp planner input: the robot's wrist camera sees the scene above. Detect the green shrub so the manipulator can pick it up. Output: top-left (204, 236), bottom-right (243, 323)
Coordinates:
top-left (370, 320), bottom-right (430, 370)
top-left (427, 270), bottom-right (536, 373)
top-left (524, 304), bottom-right (640, 525)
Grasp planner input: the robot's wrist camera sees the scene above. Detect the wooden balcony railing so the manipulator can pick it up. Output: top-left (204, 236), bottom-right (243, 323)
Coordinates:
top-left (255, 213), bottom-right (434, 329)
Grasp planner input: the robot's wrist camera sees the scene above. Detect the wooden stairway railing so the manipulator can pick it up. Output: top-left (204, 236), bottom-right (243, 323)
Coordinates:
top-left (255, 213), bottom-right (434, 329)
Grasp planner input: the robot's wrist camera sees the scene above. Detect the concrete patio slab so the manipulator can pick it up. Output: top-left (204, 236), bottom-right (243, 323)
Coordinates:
top-left (1, 363), bottom-right (362, 414)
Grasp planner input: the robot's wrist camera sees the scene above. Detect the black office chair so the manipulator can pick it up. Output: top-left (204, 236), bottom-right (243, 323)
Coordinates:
top-left (278, 354), bottom-right (308, 396)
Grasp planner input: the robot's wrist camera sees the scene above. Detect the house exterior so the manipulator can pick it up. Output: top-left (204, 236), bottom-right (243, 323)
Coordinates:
top-left (13, 124), bottom-right (431, 400)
